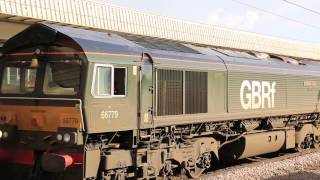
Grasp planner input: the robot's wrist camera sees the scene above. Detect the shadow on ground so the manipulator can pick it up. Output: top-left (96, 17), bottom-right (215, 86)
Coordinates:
top-left (267, 171), bottom-right (320, 180)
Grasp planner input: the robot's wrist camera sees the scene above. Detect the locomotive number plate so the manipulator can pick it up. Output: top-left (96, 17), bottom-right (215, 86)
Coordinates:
top-left (100, 110), bottom-right (119, 120)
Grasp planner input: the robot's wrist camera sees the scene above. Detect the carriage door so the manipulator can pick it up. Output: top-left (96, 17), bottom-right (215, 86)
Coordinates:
top-left (139, 55), bottom-right (153, 128)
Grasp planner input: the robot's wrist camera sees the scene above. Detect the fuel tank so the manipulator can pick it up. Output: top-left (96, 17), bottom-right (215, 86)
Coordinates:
top-left (219, 131), bottom-right (285, 160)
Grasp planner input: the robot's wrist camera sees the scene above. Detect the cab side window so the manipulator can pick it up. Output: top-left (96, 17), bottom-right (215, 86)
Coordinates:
top-left (114, 68), bottom-right (126, 96)
top-left (92, 64), bottom-right (127, 98)
top-left (94, 65), bottom-right (112, 96)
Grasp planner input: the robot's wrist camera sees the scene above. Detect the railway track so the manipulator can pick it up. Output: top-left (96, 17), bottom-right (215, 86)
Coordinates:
top-left (199, 149), bottom-right (320, 180)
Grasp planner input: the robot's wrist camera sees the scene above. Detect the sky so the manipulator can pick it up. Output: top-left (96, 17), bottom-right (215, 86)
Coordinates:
top-left (101, 0), bottom-right (320, 45)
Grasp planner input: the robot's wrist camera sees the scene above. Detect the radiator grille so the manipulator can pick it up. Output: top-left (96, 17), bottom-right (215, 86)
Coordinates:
top-left (185, 71), bottom-right (208, 114)
top-left (157, 69), bottom-right (183, 116)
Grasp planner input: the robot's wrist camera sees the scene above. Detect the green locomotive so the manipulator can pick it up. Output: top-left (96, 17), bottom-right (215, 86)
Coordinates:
top-left (0, 24), bottom-right (319, 179)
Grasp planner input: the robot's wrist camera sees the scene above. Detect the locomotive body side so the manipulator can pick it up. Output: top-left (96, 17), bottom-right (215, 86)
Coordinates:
top-left (152, 51), bottom-right (320, 126)
top-left (225, 55), bottom-right (320, 115)
top-left (1, 24), bottom-right (320, 180)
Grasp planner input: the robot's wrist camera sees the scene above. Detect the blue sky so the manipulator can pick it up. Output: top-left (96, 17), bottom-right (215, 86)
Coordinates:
top-left (102, 0), bottom-right (320, 45)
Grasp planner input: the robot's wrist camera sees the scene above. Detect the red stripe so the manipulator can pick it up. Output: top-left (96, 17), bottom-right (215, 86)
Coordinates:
top-left (5, 51), bottom-right (140, 58)
top-left (12, 149), bottom-right (34, 165)
top-left (0, 148), bottom-right (11, 162)
top-left (46, 52), bottom-right (86, 55)
top-left (0, 148), bottom-right (83, 166)
top-left (0, 149), bottom-right (34, 165)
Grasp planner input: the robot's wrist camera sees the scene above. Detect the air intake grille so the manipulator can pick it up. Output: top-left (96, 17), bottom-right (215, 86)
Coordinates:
top-left (185, 71), bottom-right (208, 114)
top-left (157, 69), bottom-right (183, 116)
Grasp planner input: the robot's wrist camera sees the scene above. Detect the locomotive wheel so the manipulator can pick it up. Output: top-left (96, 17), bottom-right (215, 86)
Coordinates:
top-left (313, 142), bottom-right (320, 149)
top-left (182, 159), bottom-right (205, 179)
top-left (312, 136), bottom-right (320, 149)
top-left (182, 152), bottom-right (211, 179)
top-left (185, 168), bottom-right (205, 179)
top-left (160, 160), bottom-right (174, 178)
top-left (296, 135), bottom-right (313, 152)
top-left (295, 144), bottom-right (306, 152)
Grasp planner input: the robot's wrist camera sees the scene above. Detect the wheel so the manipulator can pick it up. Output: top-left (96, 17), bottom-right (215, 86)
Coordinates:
top-left (182, 152), bottom-right (211, 179)
top-left (296, 135), bottom-right (313, 152)
top-left (182, 159), bottom-right (205, 179)
top-left (312, 135), bottom-right (320, 149)
top-left (295, 143), bottom-right (305, 152)
top-left (160, 160), bottom-right (174, 178)
top-left (313, 142), bottom-right (320, 149)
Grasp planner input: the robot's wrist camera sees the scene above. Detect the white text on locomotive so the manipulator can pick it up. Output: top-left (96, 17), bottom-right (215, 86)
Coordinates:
top-left (240, 80), bottom-right (276, 110)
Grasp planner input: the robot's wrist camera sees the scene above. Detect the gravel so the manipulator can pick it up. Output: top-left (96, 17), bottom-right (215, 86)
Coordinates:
top-left (202, 151), bottom-right (320, 180)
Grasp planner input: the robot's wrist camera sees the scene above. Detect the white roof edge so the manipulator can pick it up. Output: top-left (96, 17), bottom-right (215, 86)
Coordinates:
top-left (0, 0), bottom-right (319, 60)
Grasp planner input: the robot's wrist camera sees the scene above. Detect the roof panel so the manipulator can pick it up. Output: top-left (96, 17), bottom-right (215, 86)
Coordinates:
top-left (212, 48), bottom-right (257, 59)
top-left (2, 24), bottom-right (141, 54)
top-left (1, 0), bottom-right (320, 60)
top-left (123, 35), bottom-right (201, 54)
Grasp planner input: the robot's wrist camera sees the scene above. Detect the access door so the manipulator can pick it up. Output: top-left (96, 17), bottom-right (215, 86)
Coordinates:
top-left (139, 55), bottom-right (153, 129)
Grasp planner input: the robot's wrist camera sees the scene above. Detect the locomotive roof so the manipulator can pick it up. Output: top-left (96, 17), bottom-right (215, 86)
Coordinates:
top-left (2, 24), bottom-right (142, 56)
top-left (2, 0), bottom-right (320, 60)
top-left (3, 24), bottom-right (320, 77)
top-left (0, 24), bottom-right (301, 61)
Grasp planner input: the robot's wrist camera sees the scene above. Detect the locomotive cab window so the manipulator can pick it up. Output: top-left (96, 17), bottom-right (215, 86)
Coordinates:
top-left (92, 64), bottom-right (127, 98)
top-left (43, 60), bottom-right (81, 95)
top-left (1, 61), bottom-right (37, 94)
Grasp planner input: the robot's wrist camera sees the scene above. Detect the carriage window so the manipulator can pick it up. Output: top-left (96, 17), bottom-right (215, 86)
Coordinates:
top-left (92, 65), bottom-right (127, 97)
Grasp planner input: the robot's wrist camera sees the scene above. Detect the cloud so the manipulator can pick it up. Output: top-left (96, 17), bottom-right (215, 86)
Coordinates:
top-left (206, 9), bottom-right (259, 30)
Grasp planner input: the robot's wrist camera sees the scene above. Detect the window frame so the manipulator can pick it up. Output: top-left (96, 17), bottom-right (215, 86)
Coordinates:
top-left (91, 64), bottom-right (127, 98)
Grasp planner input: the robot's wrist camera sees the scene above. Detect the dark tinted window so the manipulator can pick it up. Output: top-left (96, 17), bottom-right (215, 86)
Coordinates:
top-left (114, 68), bottom-right (126, 96)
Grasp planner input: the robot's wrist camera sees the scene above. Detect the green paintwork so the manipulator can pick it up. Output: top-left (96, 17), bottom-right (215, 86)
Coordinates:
top-left (83, 54), bottom-right (141, 133)
top-left (83, 52), bottom-right (320, 133)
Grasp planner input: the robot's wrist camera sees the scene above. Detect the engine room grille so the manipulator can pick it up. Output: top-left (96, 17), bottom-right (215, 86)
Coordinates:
top-left (157, 69), bottom-right (183, 116)
top-left (185, 71), bottom-right (208, 114)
